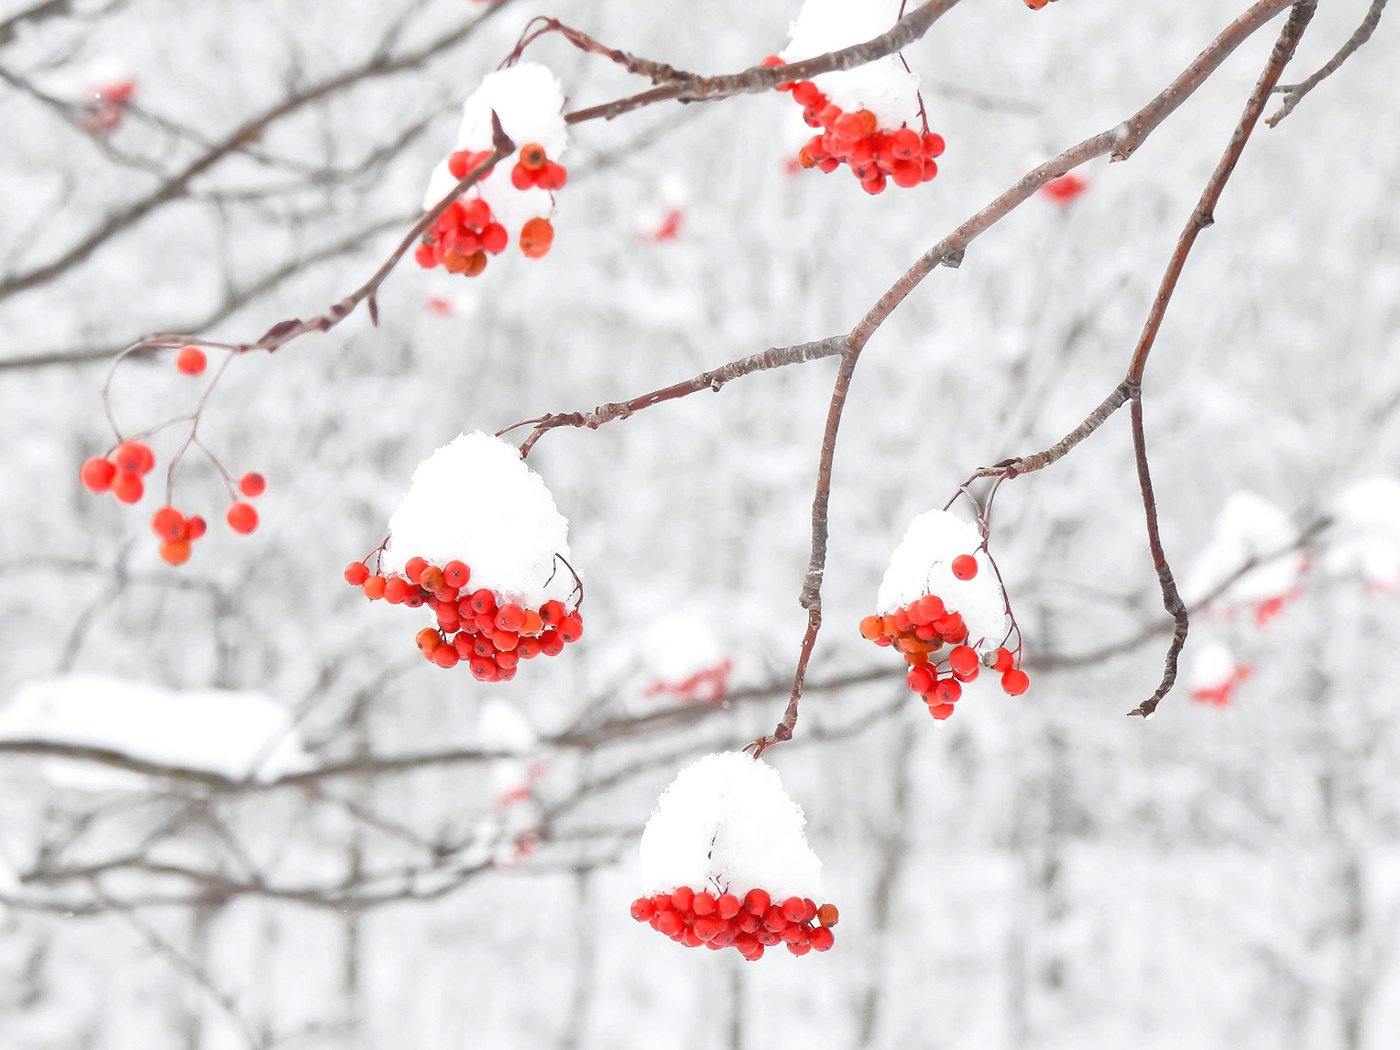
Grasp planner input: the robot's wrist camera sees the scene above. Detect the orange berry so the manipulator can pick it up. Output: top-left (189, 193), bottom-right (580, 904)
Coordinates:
top-left (520, 609), bottom-right (543, 636)
top-left (519, 143), bottom-right (548, 171)
top-left (519, 217), bottom-right (554, 259)
top-left (344, 562), bottom-right (369, 586)
top-left (362, 575), bottom-right (386, 600)
top-left (159, 539), bottom-right (191, 565)
top-left (858, 615), bottom-right (883, 641)
top-left (416, 627), bottom-right (442, 654)
top-left (817, 903), bottom-right (839, 927)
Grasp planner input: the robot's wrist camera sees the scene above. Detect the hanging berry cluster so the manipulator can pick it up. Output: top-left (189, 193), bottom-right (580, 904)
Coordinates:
top-left (414, 143), bottom-right (563, 277)
top-left (630, 887), bottom-right (837, 961)
top-left (80, 343), bottom-right (268, 565)
top-left (861, 552), bottom-right (1030, 719)
top-left (765, 57), bottom-right (944, 194)
top-left (345, 555), bottom-right (582, 680)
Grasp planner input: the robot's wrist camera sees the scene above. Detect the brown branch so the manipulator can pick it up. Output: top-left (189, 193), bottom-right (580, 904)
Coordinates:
top-left (1267, 0), bottom-right (1388, 126)
top-left (502, 337), bottom-right (845, 455)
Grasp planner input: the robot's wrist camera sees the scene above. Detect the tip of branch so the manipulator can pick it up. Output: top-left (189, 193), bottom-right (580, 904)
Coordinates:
top-left (490, 110), bottom-right (515, 154)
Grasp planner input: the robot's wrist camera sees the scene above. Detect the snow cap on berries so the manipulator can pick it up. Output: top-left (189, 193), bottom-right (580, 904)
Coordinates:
top-left (382, 431), bottom-right (576, 609)
top-left (640, 752), bottom-right (822, 902)
top-left (1324, 477), bottom-right (1400, 588)
top-left (1184, 492), bottom-right (1303, 607)
top-left (781, 0), bottom-right (920, 127)
top-left (877, 509), bottom-right (1010, 650)
top-left (422, 62), bottom-right (568, 230)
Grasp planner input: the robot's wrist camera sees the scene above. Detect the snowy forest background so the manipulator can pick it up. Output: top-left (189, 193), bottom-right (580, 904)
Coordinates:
top-left (2, 0), bottom-right (1399, 1047)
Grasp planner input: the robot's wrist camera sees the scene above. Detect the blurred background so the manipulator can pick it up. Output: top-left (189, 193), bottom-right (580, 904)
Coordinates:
top-left (2, 0), bottom-right (1398, 1047)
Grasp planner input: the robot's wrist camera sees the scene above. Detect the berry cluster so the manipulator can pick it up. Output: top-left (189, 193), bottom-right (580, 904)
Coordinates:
top-left (1191, 664), bottom-right (1254, 708)
top-left (643, 660), bottom-right (733, 705)
top-left (630, 886), bottom-right (837, 961)
top-left (345, 556), bottom-right (582, 680)
top-left (84, 78), bottom-right (136, 135)
top-left (765, 57), bottom-right (944, 195)
top-left (860, 554), bottom-right (1029, 719)
top-left (415, 144), bottom-right (562, 277)
top-left (1041, 173), bottom-right (1088, 205)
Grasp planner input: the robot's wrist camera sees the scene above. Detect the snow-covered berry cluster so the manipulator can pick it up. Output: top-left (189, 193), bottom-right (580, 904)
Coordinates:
top-left (417, 64), bottom-right (567, 280)
top-left (771, 60), bottom-right (944, 194)
top-left (638, 752), bottom-right (834, 961)
top-left (865, 510), bottom-right (1028, 720)
top-left (345, 556), bottom-right (582, 679)
top-left (359, 432), bottom-right (583, 679)
top-left (80, 405), bottom-right (266, 564)
top-left (631, 886), bottom-right (836, 960)
top-left (774, 1), bottom-right (940, 194)
top-left (414, 144), bottom-right (563, 277)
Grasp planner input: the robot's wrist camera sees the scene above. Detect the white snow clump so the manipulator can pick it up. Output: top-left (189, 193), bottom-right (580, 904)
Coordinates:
top-left (640, 752), bottom-right (822, 902)
top-left (781, 0), bottom-right (921, 128)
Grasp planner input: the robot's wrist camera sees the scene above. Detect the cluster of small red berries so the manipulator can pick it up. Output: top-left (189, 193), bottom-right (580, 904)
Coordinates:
top-left (345, 556), bottom-right (582, 680)
top-left (415, 144), bottom-right (561, 277)
top-left (84, 78), bottom-right (136, 135)
top-left (630, 886), bottom-right (837, 961)
top-left (1041, 173), bottom-right (1088, 205)
top-left (1191, 664), bottom-right (1254, 708)
top-left (764, 57), bottom-right (944, 195)
top-left (859, 554), bottom-right (1029, 719)
top-left (643, 660), bottom-right (734, 705)
top-left (81, 442), bottom-right (264, 563)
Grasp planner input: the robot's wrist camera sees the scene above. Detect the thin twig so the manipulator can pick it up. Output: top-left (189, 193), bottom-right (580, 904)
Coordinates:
top-left (1267, 0), bottom-right (1388, 125)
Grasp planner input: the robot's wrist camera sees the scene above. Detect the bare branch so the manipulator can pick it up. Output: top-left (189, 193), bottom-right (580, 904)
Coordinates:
top-left (1267, 0), bottom-right (1389, 125)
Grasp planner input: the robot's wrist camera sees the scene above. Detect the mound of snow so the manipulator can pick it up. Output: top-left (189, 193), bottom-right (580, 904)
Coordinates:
top-left (382, 431), bottom-right (577, 609)
top-left (422, 63), bottom-right (568, 232)
top-left (781, 0), bottom-right (922, 128)
top-left (640, 752), bottom-right (822, 901)
top-left (1325, 477), bottom-right (1400, 587)
top-left (0, 675), bottom-right (312, 785)
top-left (877, 509), bottom-right (1010, 650)
top-left (1184, 492), bottom-right (1304, 608)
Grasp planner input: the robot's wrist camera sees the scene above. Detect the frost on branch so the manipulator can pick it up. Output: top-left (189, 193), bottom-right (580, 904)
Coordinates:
top-left (861, 509), bottom-right (1028, 719)
top-left (775, 0), bottom-right (944, 193)
top-left (417, 63), bottom-right (569, 276)
top-left (0, 675), bottom-right (311, 787)
top-left (633, 752), bottom-right (838, 960)
top-left (348, 432), bottom-right (583, 679)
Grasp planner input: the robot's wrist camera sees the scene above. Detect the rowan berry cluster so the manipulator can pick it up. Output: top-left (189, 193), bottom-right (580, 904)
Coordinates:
top-left (765, 57), bottom-right (944, 195)
top-left (642, 660), bottom-right (734, 705)
top-left (630, 886), bottom-right (838, 961)
top-left (414, 144), bottom-right (561, 277)
top-left (345, 556), bottom-right (582, 680)
top-left (860, 554), bottom-right (1030, 719)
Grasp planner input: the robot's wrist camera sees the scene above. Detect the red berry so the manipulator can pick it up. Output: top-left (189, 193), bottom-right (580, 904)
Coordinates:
top-left (933, 678), bottom-right (962, 705)
top-left (949, 645), bottom-right (979, 677)
top-left (810, 926), bottom-right (835, 952)
top-left (481, 223), bottom-right (508, 254)
top-left (432, 646), bottom-right (460, 669)
top-left (540, 600), bottom-right (567, 626)
top-left (495, 604), bottom-right (525, 632)
top-left (226, 501), bottom-right (258, 534)
top-left (716, 893), bottom-right (741, 919)
top-left (744, 888), bottom-right (771, 915)
top-left (383, 577), bottom-right (408, 604)
top-left (889, 127), bottom-right (922, 159)
top-left (362, 575), bottom-right (386, 599)
top-left (692, 891), bottom-right (716, 916)
top-left (448, 150), bottom-right (470, 179)
top-left (781, 896), bottom-right (805, 923)
top-left (539, 631), bottom-right (564, 657)
top-left (922, 132), bottom-right (946, 158)
top-left (405, 557), bottom-right (428, 583)
top-left (1001, 668), bottom-right (1031, 696)
top-left (671, 886), bottom-right (694, 912)
top-left (557, 612), bottom-right (583, 644)
top-left (491, 630), bottom-right (519, 652)
top-left (414, 242), bottom-right (436, 268)
top-left (992, 647), bottom-right (1014, 672)
top-left (791, 81), bottom-right (821, 107)
top-left (175, 345), bottom-right (206, 375)
top-left (907, 665), bottom-right (936, 694)
top-left (238, 472), bottom-right (266, 498)
top-left (80, 457), bottom-right (116, 493)
top-left (516, 636), bottom-right (541, 659)
top-left (151, 506), bottom-right (185, 541)
top-left (929, 702), bottom-right (955, 720)
top-left (951, 554), bottom-right (978, 580)
top-left (859, 615), bottom-right (884, 640)
top-left (631, 898), bottom-right (655, 922)
top-left (112, 472), bottom-right (144, 504)
top-left (113, 441), bottom-right (154, 476)
top-left (185, 515), bottom-right (207, 540)
top-left (916, 595), bottom-right (945, 621)
top-left (344, 562), bottom-right (369, 586)
top-left (443, 560), bottom-right (470, 588)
